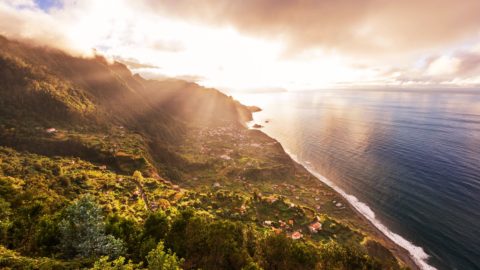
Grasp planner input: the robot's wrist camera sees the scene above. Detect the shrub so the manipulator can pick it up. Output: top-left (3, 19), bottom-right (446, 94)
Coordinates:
top-left (259, 233), bottom-right (319, 270)
top-left (143, 211), bottom-right (169, 242)
top-left (106, 215), bottom-right (142, 259)
top-left (91, 256), bottom-right (143, 270)
top-left (146, 241), bottom-right (184, 270)
top-left (0, 198), bottom-right (11, 243)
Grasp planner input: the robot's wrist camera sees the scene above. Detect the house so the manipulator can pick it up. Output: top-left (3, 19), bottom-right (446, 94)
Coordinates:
top-left (264, 220), bottom-right (273, 226)
top-left (272, 227), bottom-right (282, 234)
top-left (308, 222), bottom-right (322, 233)
top-left (291, 231), bottom-right (303, 240)
top-left (220, 154), bottom-right (231, 160)
top-left (150, 202), bottom-right (159, 211)
top-left (45, 128), bottom-right (57, 134)
top-left (267, 196), bottom-right (278, 203)
top-left (213, 182), bottom-right (221, 188)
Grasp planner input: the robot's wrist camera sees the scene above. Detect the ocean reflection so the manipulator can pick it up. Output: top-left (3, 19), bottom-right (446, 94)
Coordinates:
top-left (234, 89), bottom-right (480, 270)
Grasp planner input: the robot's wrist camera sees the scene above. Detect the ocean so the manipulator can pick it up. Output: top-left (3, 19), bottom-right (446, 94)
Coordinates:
top-left (234, 89), bottom-right (480, 270)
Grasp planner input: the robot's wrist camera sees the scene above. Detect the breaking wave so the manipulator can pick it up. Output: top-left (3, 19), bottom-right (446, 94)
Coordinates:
top-left (284, 148), bottom-right (437, 270)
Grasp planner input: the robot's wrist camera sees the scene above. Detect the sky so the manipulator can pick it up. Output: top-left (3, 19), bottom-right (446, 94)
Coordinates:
top-left (1, 0), bottom-right (480, 91)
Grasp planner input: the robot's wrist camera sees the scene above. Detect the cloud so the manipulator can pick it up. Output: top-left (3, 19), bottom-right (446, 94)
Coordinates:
top-left (0, 0), bottom-right (185, 55)
top-left (1, 0), bottom-right (480, 89)
top-left (114, 57), bottom-right (160, 69)
top-left (388, 47), bottom-right (480, 86)
top-left (0, 1), bottom-right (72, 52)
top-left (144, 0), bottom-right (480, 57)
top-left (173, 74), bottom-right (205, 83)
top-left (4, 0), bottom-right (37, 8)
top-left (456, 52), bottom-right (480, 76)
top-left (150, 40), bottom-right (184, 52)
top-left (138, 70), bottom-right (205, 83)
top-left (425, 56), bottom-right (460, 77)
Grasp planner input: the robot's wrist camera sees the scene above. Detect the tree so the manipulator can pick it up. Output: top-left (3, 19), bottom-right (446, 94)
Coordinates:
top-left (144, 211), bottom-right (169, 242)
top-left (317, 241), bottom-right (382, 270)
top-left (59, 196), bottom-right (124, 258)
top-left (241, 261), bottom-right (263, 270)
top-left (91, 256), bottom-right (143, 270)
top-left (133, 171), bottom-right (144, 183)
top-left (34, 214), bottom-right (61, 255)
top-left (146, 241), bottom-right (184, 270)
top-left (260, 233), bottom-right (319, 270)
top-left (106, 215), bottom-right (143, 259)
top-left (165, 211), bottom-right (254, 270)
top-left (0, 198), bottom-right (11, 243)
top-left (8, 200), bottom-right (45, 252)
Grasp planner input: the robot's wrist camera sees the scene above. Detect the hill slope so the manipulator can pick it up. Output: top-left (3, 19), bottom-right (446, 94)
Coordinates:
top-left (0, 36), bottom-right (412, 270)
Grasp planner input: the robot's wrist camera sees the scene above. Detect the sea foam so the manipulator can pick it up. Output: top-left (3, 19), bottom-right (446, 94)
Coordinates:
top-left (284, 148), bottom-right (437, 270)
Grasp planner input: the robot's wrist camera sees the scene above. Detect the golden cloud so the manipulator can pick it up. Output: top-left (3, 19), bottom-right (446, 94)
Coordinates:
top-left (145, 0), bottom-right (480, 56)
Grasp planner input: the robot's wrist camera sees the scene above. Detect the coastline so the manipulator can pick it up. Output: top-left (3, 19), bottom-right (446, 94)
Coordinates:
top-left (250, 125), bottom-right (427, 270)
top-left (285, 149), bottom-right (426, 270)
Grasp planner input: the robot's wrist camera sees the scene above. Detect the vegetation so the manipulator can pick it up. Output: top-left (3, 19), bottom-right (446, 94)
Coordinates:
top-left (146, 242), bottom-right (184, 270)
top-left (0, 35), bottom-right (409, 269)
top-left (59, 196), bottom-right (125, 259)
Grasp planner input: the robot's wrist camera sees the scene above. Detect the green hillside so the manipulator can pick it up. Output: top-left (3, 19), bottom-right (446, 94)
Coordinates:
top-left (0, 36), bottom-right (409, 270)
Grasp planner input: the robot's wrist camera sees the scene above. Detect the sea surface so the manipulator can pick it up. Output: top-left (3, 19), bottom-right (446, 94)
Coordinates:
top-left (234, 89), bottom-right (480, 270)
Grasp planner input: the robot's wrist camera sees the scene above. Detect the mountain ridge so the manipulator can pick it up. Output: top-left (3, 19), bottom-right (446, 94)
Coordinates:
top-left (0, 35), bottom-right (413, 270)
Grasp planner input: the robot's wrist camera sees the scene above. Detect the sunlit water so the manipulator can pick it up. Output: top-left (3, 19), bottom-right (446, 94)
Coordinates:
top-left (234, 90), bottom-right (480, 270)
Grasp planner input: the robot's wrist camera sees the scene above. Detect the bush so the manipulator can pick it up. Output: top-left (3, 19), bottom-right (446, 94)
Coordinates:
top-left (91, 256), bottom-right (143, 270)
top-left (165, 210), bottom-right (255, 270)
top-left (0, 198), bottom-right (11, 243)
top-left (106, 215), bottom-right (142, 259)
top-left (8, 200), bottom-right (45, 252)
top-left (146, 241), bottom-right (183, 270)
top-left (317, 241), bottom-right (382, 270)
top-left (259, 233), bottom-right (319, 270)
top-left (34, 214), bottom-right (61, 256)
top-left (143, 211), bottom-right (169, 242)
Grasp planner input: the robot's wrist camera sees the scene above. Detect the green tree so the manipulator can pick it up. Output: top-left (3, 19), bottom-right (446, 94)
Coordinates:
top-left (34, 214), bottom-right (61, 255)
top-left (165, 209), bottom-right (195, 257)
top-left (144, 211), bottom-right (169, 242)
top-left (260, 233), bottom-right (319, 270)
top-left (0, 198), bottom-right (11, 243)
top-left (241, 261), bottom-right (263, 270)
top-left (59, 196), bottom-right (124, 258)
top-left (8, 200), bottom-right (45, 252)
top-left (165, 210), bottom-right (254, 270)
top-left (133, 171), bottom-right (144, 183)
top-left (317, 241), bottom-right (382, 270)
top-left (106, 215), bottom-right (142, 259)
top-left (91, 256), bottom-right (143, 270)
top-left (146, 241), bottom-right (184, 270)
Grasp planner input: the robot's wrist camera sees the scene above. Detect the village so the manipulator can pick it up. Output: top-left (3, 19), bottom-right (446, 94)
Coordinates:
top-left (157, 123), bottom-right (366, 243)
